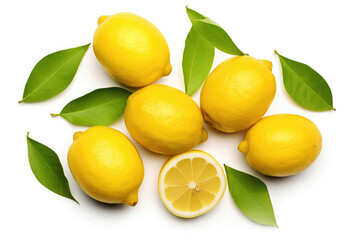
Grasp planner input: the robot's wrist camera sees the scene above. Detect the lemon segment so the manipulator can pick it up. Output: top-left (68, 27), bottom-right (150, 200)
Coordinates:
top-left (158, 150), bottom-right (226, 218)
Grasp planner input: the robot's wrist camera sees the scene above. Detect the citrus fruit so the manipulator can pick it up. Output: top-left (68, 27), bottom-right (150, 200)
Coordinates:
top-left (93, 12), bottom-right (172, 87)
top-left (124, 84), bottom-right (208, 155)
top-left (238, 114), bottom-right (322, 177)
top-left (158, 150), bottom-right (226, 218)
top-left (68, 126), bottom-right (144, 205)
top-left (200, 56), bottom-right (276, 133)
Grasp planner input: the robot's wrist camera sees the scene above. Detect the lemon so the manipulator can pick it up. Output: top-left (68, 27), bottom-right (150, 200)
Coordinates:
top-left (158, 150), bottom-right (226, 218)
top-left (200, 56), bottom-right (276, 133)
top-left (238, 114), bottom-right (322, 177)
top-left (93, 13), bottom-right (172, 87)
top-left (124, 84), bottom-right (208, 155)
top-left (68, 126), bottom-right (144, 205)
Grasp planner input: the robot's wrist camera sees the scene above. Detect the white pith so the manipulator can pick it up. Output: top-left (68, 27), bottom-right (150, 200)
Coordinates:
top-left (158, 150), bottom-right (226, 218)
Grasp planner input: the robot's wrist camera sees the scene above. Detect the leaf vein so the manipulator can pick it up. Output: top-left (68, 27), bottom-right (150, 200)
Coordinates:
top-left (60, 98), bottom-right (122, 116)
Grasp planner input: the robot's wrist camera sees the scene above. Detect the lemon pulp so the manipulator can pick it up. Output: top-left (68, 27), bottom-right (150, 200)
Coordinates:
top-left (158, 150), bottom-right (226, 218)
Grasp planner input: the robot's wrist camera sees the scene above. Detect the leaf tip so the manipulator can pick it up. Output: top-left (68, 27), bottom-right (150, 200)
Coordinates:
top-left (271, 219), bottom-right (279, 228)
top-left (269, 218), bottom-right (279, 228)
top-left (72, 197), bottom-right (80, 205)
top-left (185, 86), bottom-right (195, 97)
top-left (80, 43), bottom-right (91, 52)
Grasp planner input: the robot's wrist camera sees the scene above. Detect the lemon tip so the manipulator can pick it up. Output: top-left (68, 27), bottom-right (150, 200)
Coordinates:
top-left (238, 140), bottom-right (249, 154)
top-left (200, 128), bottom-right (208, 143)
top-left (163, 62), bottom-right (172, 76)
top-left (73, 131), bottom-right (83, 141)
top-left (261, 59), bottom-right (273, 71)
top-left (98, 15), bottom-right (109, 25)
top-left (124, 191), bottom-right (139, 206)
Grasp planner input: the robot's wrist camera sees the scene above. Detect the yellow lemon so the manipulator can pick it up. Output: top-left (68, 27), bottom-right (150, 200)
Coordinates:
top-left (124, 84), bottom-right (208, 155)
top-left (238, 114), bottom-right (322, 177)
top-left (93, 13), bottom-right (172, 87)
top-left (200, 56), bottom-right (276, 133)
top-left (158, 150), bottom-right (226, 218)
top-left (68, 126), bottom-right (144, 205)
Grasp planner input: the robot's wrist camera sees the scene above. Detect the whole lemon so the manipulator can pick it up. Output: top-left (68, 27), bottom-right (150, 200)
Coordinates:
top-left (238, 114), bottom-right (322, 177)
top-left (200, 56), bottom-right (276, 133)
top-left (68, 126), bottom-right (144, 205)
top-left (124, 84), bottom-right (208, 155)
top-left (93, 13), bottom-right (172, 87)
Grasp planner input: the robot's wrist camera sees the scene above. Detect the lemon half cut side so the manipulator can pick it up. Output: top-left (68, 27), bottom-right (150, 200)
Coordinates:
top-left (158, 150), bottom-right (226, 218)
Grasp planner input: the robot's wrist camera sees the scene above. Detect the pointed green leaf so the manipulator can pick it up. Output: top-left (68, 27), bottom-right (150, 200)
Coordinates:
top-left (186, 6), bottom-right (207, 22)
top-left (224, 164), bottom-right (277, 227)
top-left (186, 6), bottom-right (246, 56)
top-left (275, 51), bottom-right (335, 111)
top-left (51, 87), bottom-right (131, 126)
top-left (27, 133), bottom-right (78, 203)
top-left (183, 27), bottom-right (214, 96)
top-left (19, 44), bottom-right (90, 103)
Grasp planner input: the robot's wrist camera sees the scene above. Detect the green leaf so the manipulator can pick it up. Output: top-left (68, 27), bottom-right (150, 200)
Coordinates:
top-left (186, 6), bottom-right (246, 56)
top-left (186, 5), bottom-right (207, 22)
top-left (224, 164), bottom-right (277, 227)
top-left (51, 87), bottom-right (131, 126)
top-left (183, 27), bottom-right (215, 96)
top-left (275, 50), bottom-right (335, 111)
top-left (19, 44), bottom-right (90, 103)
top-left (26, 133), bottom-right (78, 203)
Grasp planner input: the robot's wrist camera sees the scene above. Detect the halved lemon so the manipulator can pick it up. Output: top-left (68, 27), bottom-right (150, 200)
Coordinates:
top-left (158, 150), bottom-right (226, 218)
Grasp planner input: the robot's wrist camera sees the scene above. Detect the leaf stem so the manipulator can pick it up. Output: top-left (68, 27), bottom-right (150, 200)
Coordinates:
top-left (50, 113), bottom-right (60, 117)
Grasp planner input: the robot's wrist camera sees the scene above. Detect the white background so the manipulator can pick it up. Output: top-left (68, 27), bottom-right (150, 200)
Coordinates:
top-left (1, 0), bottom-right (359, 239)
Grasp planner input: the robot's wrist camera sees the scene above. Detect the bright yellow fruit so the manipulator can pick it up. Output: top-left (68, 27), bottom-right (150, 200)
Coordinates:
top-left (158, 150), bottom-right (226, 218)
top-left (200, 56), bottom-right (276, 133)
top-left (68, 126), bottom-right (144, 205)
top-left (124, 84), bottom-right (208, 155)
top-left (238, 114), bottom-right (322, 177)
top-left (93, 13), bottom-right (172, 87)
